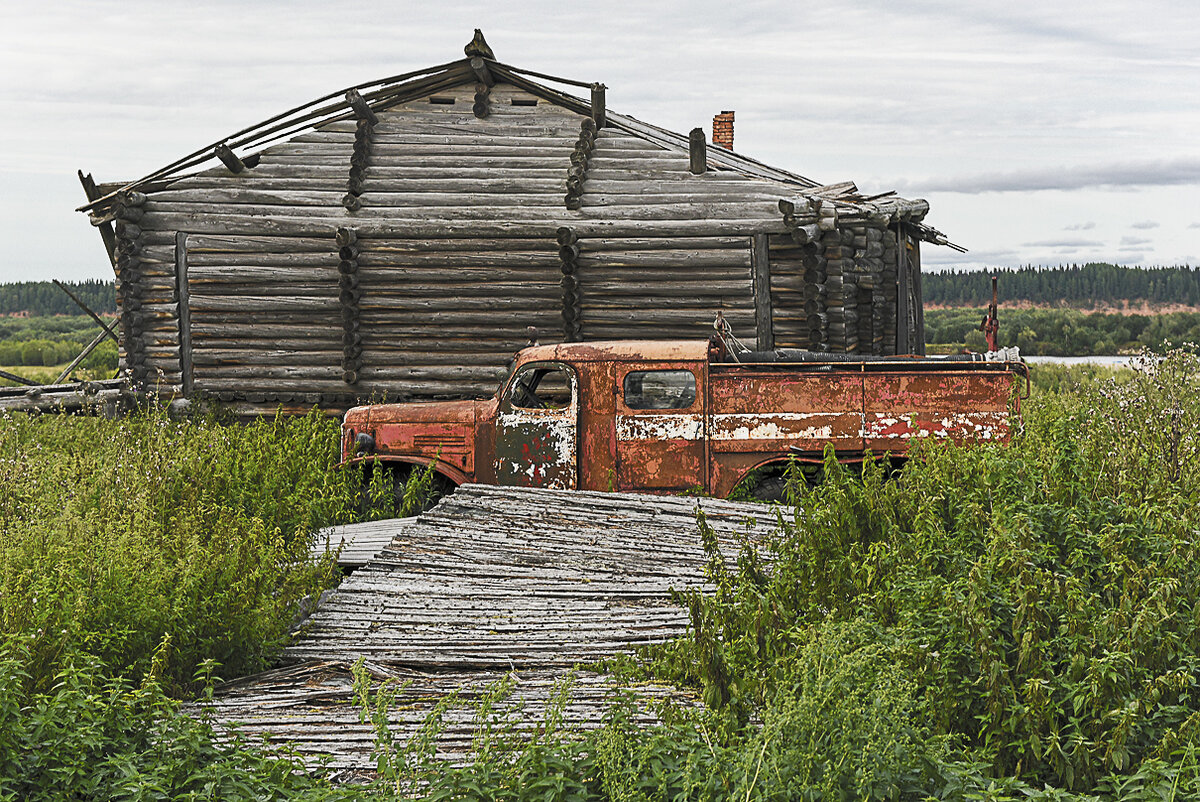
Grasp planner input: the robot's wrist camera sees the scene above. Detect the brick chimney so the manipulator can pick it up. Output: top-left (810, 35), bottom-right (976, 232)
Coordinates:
top-left (712, 110), bottom-right (734, 150)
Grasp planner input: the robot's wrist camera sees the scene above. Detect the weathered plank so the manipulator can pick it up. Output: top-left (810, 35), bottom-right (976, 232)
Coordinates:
top-left (203, 484), bottom-right (782, 772)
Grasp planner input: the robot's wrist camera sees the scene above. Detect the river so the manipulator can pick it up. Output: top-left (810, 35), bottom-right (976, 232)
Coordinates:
top-left (1023, 355), bottom-right (1141, 368)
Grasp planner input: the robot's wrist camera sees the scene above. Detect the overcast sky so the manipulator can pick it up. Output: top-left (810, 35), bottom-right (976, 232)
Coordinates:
top-left (1, 0), bottom-right (1197, 282)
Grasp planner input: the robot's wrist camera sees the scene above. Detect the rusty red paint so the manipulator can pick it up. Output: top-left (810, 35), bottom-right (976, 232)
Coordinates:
top-left (342, 340), bottom-right (1025, 498)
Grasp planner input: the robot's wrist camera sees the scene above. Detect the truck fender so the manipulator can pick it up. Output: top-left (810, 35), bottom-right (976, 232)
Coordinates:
top-left (340, 455), bottom-right (469, 487)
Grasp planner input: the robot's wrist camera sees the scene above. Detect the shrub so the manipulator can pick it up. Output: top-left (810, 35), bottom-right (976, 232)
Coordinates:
top-left (0, 638), bottom-right (367, 801)
top-left (651, 348), bottom-right (1200, 795)
top-left (0, 406), bottom-right (361, 693)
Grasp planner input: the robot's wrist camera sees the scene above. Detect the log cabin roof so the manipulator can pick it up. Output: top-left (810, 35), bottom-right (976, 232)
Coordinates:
top-left (78, 36), bottom-right (955, 248)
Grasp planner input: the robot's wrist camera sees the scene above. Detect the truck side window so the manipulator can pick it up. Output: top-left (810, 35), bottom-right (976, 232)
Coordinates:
top-left (623, 370), bottom-right (697, 410)
top-left (509, 365), bottom-right (574, 410)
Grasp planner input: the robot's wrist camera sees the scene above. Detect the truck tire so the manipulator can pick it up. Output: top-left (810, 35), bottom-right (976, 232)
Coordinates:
top-left (749, 474), bottom-right (789, 502)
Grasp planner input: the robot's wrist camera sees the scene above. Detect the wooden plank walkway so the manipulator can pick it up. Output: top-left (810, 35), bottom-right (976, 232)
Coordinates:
top-left (313, 517), bottom-right (420, 569)
top-left (206, 484), bottom-right (783, 772)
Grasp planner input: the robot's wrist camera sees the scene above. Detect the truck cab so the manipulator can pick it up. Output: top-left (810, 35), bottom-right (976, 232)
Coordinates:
top-left (341, 339), bottom-right (1025, 498)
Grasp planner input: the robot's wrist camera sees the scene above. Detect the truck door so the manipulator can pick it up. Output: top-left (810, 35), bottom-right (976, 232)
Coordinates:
top-left (494, 362), bottom-right (578, 490)
top-left (614, 364), bottom-right (706, 491)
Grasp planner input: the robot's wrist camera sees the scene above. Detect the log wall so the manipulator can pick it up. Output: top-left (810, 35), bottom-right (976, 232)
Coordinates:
top-left (108, 79), bottom-right (924, 411)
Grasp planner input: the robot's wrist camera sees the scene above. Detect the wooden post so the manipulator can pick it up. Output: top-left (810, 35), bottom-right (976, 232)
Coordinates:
top-left (688, 128), bottom-right (707, 175)
top-left (214, 143), bottom-right (246, 174)
top-left (591, 83), bottom-right (606, 128)
top-left (54, 328), bottom-right (110, 384)
top-left (78, 171), bottom-right (117, 267)
top-left (751, 234), bottom-right (773, 351)
top-left (896, 227), bottom-right (910, 355)
top-left (0, 369), bottom-right (37, 387)
top-left (175, 232), bottom-right (193, 395)
top-left (910, 235), bottom-right (925, 356)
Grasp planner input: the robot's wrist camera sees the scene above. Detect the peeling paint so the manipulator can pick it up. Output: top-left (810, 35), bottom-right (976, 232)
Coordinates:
top-left (616, 414), bottom-right (704, 441)
top-left (863, 411), bottom-right (1008, 440)
top-left (710, 412), bottom-right (850, 442)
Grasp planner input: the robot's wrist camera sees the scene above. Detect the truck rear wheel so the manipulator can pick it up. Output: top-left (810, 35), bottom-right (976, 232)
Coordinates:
top-left (749, 474), bottom-right (789, 502)
top-left (741, 463), bottom-right (826, 502)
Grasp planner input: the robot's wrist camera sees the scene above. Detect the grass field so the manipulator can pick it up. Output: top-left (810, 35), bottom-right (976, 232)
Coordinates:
top-left (2, 359), bottom-right (1199, 800)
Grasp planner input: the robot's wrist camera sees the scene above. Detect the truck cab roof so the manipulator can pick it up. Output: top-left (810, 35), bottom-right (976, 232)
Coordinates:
top-left (515, 340), bottom-right (716, 365)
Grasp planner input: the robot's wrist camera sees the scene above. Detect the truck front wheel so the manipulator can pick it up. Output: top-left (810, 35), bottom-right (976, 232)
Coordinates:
top-left (360, 462), bottom-right (456, 518)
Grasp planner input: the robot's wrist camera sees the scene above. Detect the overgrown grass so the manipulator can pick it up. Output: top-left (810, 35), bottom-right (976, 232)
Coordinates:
top-left (641, 348), bottom-right (1200, 799)
top-left (3, 355), bottom-right (1200, 799)
top-left (0, 405), bottom-right (364, 694)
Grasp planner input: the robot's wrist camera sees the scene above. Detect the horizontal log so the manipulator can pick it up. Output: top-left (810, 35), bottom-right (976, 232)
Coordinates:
top-left (576, 250), bottom-right (749, 268)
top-left (293, 132), bottom-right (578, 148)
top-left (193, 350), bottom-right (516, 368)
top-left (142, 198), bottom-right (783, 223)
top-left (134, 211), bottom-right (787, 238)
top-left (189, 295), bottom-right (340, 312)
top-left (187, 251), bottom-right (563, 270)
top-left (359, 296), bottom-right (559, 312)
top-left (242, 155), bottom-right (691, 171)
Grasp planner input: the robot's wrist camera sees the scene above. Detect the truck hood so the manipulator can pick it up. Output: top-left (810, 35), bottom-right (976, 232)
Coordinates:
top-left (360, 398), bottom-right (481, 426)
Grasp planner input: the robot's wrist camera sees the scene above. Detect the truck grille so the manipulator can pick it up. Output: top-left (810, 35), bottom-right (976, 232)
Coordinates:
top-left (413, 434), bottom-right (468, 450)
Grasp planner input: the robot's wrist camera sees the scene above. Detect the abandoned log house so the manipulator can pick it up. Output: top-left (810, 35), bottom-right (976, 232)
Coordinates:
top-left (79, 31), bottom-right (956, 415)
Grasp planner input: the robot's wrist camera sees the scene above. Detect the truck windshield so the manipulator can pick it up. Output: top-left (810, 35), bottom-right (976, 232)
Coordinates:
top-left (508, 365), bottom-right (574, 410)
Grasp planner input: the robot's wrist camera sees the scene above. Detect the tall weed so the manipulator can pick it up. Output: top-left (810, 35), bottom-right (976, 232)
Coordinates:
top-left (651, 348), bottom-right (1200, 795)
top-left (0, 406), bottom-right (361, 692)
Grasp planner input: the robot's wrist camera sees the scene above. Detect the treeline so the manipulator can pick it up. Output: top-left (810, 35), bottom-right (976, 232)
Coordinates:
top-left (0, 280), bottom-right (116, 316)
top-left (926, 307), bottom-right (1200, 355)
top-left (0, 315), bottom-right (117, 373)
top-left (925, 263), bottom-right (1200, 307)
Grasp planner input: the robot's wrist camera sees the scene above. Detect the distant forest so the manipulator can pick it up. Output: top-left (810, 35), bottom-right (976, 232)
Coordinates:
top-left (924, 264), bottom-right (1200, 308)
top-left (0, 280), bottom-right (116, 316)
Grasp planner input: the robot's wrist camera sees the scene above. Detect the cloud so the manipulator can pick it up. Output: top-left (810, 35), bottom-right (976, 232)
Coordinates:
top-left (1121, 235), bottom-right (1153, 246)
top-left (1065, 221), bottom-right (1096, 231)
top-left (1021, 238), bottom-right (1105, 248)
top-left (1130, 220), bottom-right (1160, 229)
top-left (921, 245), bottom-right (1019, 266)
top-left (907, 157), bottom-right (1200, 193)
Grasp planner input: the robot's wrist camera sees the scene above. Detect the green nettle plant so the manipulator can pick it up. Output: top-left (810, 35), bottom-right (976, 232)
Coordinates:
top-left (0, 405), bottom-right (362, 693)
top-left (3, 357), bottom-right (1200, 800)
top-left (648, 352), bottom-right (1200, 799)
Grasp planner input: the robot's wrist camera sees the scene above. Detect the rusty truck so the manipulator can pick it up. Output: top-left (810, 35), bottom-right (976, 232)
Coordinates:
top-left (340, 336), bottom-right (1028, 500)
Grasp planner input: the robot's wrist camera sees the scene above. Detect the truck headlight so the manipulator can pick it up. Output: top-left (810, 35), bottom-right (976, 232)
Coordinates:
top-left (354, 431), bottom-right (376, 455)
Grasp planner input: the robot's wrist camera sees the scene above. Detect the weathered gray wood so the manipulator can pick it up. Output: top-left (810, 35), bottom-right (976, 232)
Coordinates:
top-left (78, 171), bottom-right (118, 267)
top-left (53, 328), bottom-right (111, 384)
top-left (468, 57), bottom-right (494, 89)
top-left (688, 128), bottom-right (706, 175)
top-left (53, 280), bottom-right (121, 346)
top-left (0, 368), bottom-right (39, 386)
top-left (751, 233), bottom-right (773, 351)
top-left (344, 88), bottom-right (379, 126)
top-left (175, 232), bottom-right (193, 394)
top-left (214, 143), bottom-right (247, 173)
top-left (590, 83), bottom-right (606, 128)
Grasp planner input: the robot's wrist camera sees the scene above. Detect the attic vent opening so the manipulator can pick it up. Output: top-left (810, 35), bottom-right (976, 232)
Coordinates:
top-left (511, 98), bottom-right (538, 107)
top-left (429, 96), bottom-right (456, 105)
